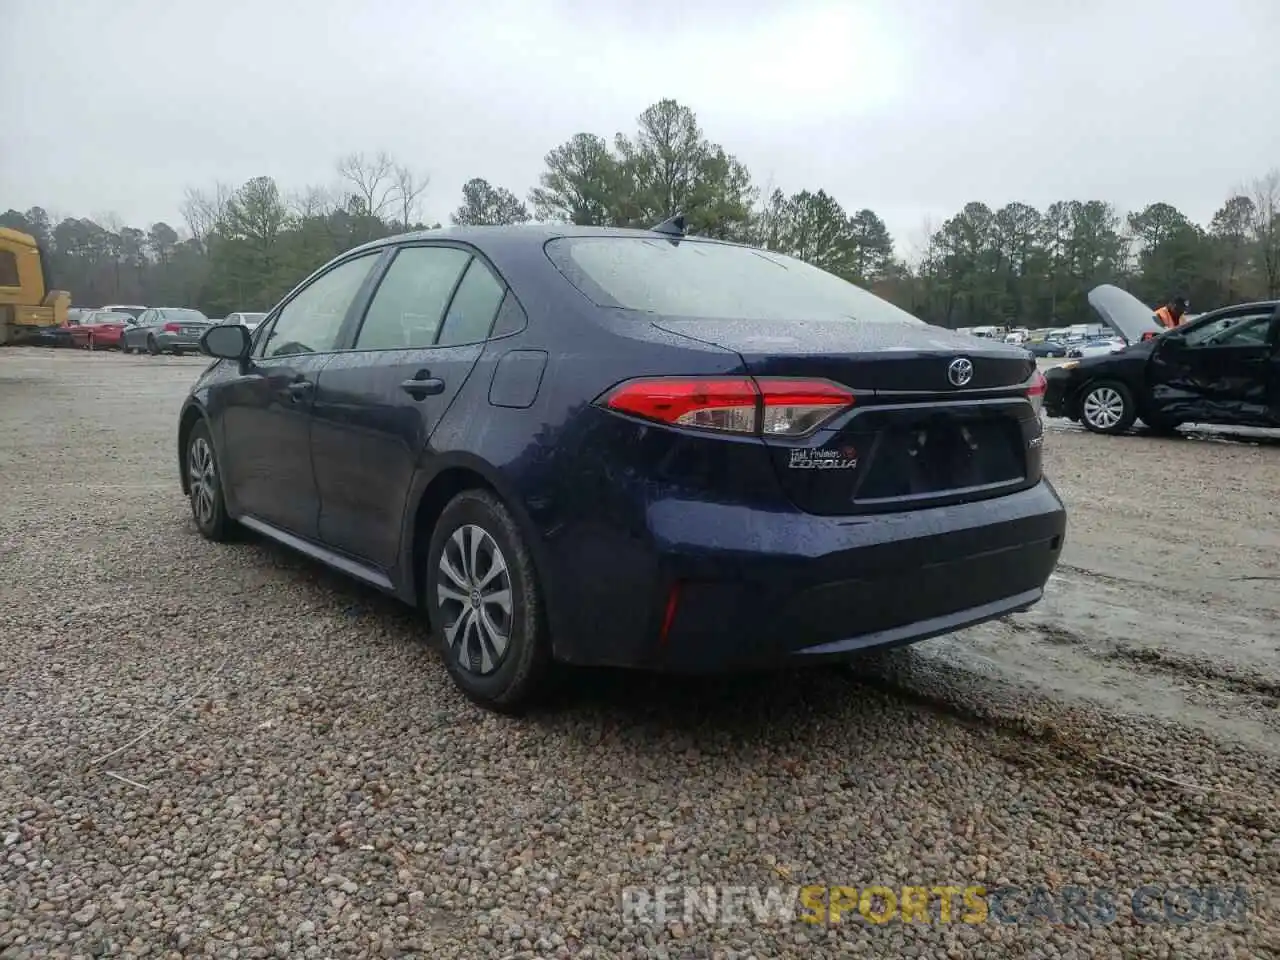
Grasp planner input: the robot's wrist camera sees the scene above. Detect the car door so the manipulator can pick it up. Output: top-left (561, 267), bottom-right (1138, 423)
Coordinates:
top-left (216, 250), bottom-right (387, 538)
top-left (124, 309), bottom-right (150, 349)
top-left (310, 244), bottom-right (508, 572)
top-left (1148, 309), bottom-right (1275, 425)
top-left (1266, 306), bottom-right (1280, 425)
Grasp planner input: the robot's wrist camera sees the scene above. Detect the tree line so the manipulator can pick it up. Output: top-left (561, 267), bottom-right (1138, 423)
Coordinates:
top-left (3, 99), bottom-right (1277, 327)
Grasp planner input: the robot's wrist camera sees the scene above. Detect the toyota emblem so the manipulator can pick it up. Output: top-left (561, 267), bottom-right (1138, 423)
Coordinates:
top-left (947, 357), bottom-right (974, 387)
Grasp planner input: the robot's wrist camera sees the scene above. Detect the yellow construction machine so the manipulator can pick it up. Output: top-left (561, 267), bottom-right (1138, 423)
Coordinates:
top-left (0, 227), bottom-right (71, 345)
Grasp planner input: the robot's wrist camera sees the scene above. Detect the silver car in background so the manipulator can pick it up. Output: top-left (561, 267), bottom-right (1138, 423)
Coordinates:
top-left (120, 307), bottom-right (212, 355)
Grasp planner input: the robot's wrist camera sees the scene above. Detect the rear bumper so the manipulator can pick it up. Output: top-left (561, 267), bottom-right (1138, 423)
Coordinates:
top-left (549, 479), bottom-right (1066, 671)
top-left (71, 331), bottom-right (122, 347)
top-left (155, 332), bottom-right (203, 350)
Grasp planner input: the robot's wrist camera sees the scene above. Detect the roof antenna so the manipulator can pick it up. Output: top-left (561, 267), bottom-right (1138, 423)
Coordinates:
top-left (651, 212), bottom-right (687, 239)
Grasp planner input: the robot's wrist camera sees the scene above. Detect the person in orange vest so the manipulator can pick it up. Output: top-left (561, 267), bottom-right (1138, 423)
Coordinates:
top-left (1154, 296), bottom-right (1188, 329)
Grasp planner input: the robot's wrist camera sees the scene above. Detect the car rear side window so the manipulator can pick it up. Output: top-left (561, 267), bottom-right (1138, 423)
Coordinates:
top-left (259, 253), bottom-right (381, 358)
top-left (355, 246), bottom-right (471, 350)
top-left (545, 236), bottom-right (925, 325)
top-left (437, 258), bottom-right (505, 346)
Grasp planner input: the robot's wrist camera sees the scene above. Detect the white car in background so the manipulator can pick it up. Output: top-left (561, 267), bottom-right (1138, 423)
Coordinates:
top-left (1067, 336), bottom-right (1127, 358)
top-left (223, 311), bottom-right (268, 331)
top-left (101, 303), bottom-right (147, 320)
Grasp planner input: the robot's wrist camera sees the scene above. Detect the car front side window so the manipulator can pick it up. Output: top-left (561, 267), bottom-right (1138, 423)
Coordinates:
top-left (257, 254), bottom-right (381, 359)
top-left (1182, 312), bottom-right (1272, 349)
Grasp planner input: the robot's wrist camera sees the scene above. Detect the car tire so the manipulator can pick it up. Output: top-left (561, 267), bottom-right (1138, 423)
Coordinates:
top-left (425, 489), bottom-right (549, 713)
top-left (185, 419), bottom-right (234, 542)
top-left (147, 336), bottom-right (160, 356)
top-left (1078, 381), bottom-right (1137, 435)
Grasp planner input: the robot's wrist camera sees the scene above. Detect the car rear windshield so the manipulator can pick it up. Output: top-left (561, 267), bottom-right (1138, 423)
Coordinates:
top-left (160, 309), bottom-right (206, 322)
top-left (544, 236), bottom-right (924, 325)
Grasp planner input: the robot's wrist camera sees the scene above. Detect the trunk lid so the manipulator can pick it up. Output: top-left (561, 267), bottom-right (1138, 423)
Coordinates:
top-left (651, 317), bottom-right (1034, 390)
top-left (652, 316), bottom-right (1043, 515)
top-left (1087, 284), bottom-right (1163, 343)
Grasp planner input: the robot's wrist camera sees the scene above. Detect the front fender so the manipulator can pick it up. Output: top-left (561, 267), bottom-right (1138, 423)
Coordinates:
top-left (176, 398), bottom-right (207, 494)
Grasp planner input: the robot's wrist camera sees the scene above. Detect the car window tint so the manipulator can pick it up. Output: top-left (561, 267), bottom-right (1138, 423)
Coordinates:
top-left (355, 246), bottom-right (471, 350)
top-left (437, 258), bottom-right (505, 346)
top-left (259, 254), bottom-right (380, 358)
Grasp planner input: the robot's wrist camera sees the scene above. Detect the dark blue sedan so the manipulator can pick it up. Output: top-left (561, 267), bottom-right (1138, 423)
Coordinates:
top-left (179, 222), bottom-right (1066, 710)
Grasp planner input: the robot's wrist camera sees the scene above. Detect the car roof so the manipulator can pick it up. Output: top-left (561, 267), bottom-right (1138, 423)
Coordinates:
top-left (345, 223), bottom-right (740, 258)
top-left (1200, 299), bottom-right (1280, 316)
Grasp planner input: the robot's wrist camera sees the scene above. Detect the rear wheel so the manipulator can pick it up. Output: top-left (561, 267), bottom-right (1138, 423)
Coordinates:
top-left (147, 336), bottom-right (160, 356)
top-left (1079, 381), bottom-right (1136, 435)
top-left (425, 489), bottom-right (549, 713)
top-left (186, 419), bottom-right (234, 541)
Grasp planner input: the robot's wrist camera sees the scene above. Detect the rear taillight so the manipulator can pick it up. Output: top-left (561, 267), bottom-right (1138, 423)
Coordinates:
top-left (599, 376), bottom-right (854, 437)
top-left (163, 322), bottom-right (181, 332)
top-left (1027, 369), bottom-right (1046, 416)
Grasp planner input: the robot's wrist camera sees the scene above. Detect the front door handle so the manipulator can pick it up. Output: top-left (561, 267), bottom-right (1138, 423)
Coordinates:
top-left (286, 379), bottom-right (313, 400)
top-left (401, 369), bottom-right (445, 399)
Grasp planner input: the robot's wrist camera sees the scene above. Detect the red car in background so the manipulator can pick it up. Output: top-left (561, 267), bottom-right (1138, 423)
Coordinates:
top-left (69, 311), bottom-right (136, 350)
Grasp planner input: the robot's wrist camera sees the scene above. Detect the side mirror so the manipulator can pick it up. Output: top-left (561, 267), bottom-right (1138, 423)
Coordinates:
top-left (201, 323), bottom-right (251, 361)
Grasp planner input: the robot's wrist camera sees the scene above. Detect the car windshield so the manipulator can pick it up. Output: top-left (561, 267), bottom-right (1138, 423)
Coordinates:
top-left (545, 236), bottom-right (926, 325)
top-left (241, 313), bottom-right (266, 323)
top-left (160, 309), bottom-right (207, 322)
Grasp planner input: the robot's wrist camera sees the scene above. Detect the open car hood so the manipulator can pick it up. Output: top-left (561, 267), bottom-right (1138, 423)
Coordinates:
top-left (1087, 284), bottom-right (1163, 343)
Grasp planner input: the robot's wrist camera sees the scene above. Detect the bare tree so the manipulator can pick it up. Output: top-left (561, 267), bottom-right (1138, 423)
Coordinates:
top-left (180, 183), bottom-right (232, 253)
top-left (905, 216), bottom-right (938, 272)
top-left (94, 211), bottom-right (124, 233)
top-left (336, 151), bottom-right (397, 219)
top-left (391, 165), bottom-right (430, 229)
top-left (1245, 169), bottom-right (1280, 297)
top-left (289, 185), bottom-right (337, 220)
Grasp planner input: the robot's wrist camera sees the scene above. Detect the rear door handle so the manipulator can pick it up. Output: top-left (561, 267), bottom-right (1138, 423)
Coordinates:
top-left (401, 370), bottom-right (445, 399)
top-left (286, 380), bottom-right (313, 400)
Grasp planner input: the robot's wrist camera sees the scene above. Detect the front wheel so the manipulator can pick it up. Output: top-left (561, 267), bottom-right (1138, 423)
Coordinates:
top-left (425, 489), bottom-right (549, 713)
top-left (1079, 381), bottom-right (1137, 435)
top-left (186, 419), bottom-right (234, 541)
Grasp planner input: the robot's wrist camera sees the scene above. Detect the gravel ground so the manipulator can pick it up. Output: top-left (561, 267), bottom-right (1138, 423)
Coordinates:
top-left (1, 348), bottom-right (1277, 959)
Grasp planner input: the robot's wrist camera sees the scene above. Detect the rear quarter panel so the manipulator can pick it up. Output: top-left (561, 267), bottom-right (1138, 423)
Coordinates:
top-left (412, 258), bottom-right (761, 659)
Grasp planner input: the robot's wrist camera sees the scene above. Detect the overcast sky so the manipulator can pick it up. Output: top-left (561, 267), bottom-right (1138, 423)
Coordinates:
top-left (3, 0), bottom-right (1277, 255)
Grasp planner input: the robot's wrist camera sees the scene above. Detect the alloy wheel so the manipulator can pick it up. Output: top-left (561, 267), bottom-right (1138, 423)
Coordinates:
top-left (437, 524), bottom-right (513, 676)
top-left (1082, 386), bottom-right (1125, 430)
top-left (188, 436), bottom-right (217, 526)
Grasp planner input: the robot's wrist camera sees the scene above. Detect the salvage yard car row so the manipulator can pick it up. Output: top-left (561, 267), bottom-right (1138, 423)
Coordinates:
top-left (29, 307), bottom-right (267, 354)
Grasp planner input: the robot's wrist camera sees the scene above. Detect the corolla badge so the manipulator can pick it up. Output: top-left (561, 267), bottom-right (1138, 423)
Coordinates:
top-left (948, 357), bottom-right (974, 387)
top-left (788, 446), bottom-right (859, 470)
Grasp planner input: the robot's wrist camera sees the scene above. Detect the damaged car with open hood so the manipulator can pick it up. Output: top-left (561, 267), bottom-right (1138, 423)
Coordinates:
top-left (1043, 284), bottom-right (1280, 434)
